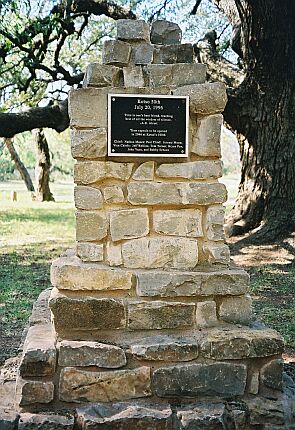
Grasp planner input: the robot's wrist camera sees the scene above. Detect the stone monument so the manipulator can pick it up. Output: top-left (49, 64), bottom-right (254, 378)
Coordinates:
top-left (12, 19), bottom-right (292, 430)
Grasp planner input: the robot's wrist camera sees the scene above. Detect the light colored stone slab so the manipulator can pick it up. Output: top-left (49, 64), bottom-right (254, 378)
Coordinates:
top-left (192, 114), bottom-right (223, 156)
top-left (110, 208), bottom-right (149, 241)
top-left (74, 186), bottom-right (103, 210)
top-left (205, 206), bottom-right (225, 241)
top-left (76, 211), bottom-right (108, 242)
top-left (83, 63), bottom-right (122, 88)
top-left (130, 335), bottom-right (199, 361)
top-left (121, 237), bottom-right (198, 270)
top-left (59, 367), bottom-right (151, 403)
top-left (127, 301), bottom-right (195, 329)
top-left (173, 83), bottom-right (227, 114)
top-left (203, 243), bottom-right (230, 265)
top-left (103, 185), bottom-right (125, 203)
top-left (18, 413), bottom-right (74, 429)
top-left (153, 209), bottom-right (203, 237)
top-left (123, 65), bottom-right (145, 87)
top-left (146, 63), bottom-right (206, 87)
top-left (19, 324), bottom-right (56, 377)
top-left (16, 378), bottom-right (54, 406)
top-left (58, 340), bottom-right (126, 368)
top-left (132, 161), bottom-right (154, 180)
top-left (51, 256), bottom-right (132, 290)
top-left (71, 128), bottom-right (107, 159)
top-left (127, 182), bottom-right (227, 206)
top-left (102, 40), bottom-right (131, 66)
top-left (74, 161), bottom-right (134, 184)
top-left (106, 242), bottom-right (122, 266)
top-left (156, 160), bottom-right (222, 179)
top-left (196, 301), bottom-right (217, 328)
top-left (76, 242), bottom-right (104, 262)
top-left (177, 403), bottom-right (225, 430)
top-left (219, 294), bottom-right (252, 325)
top-left (69, 87), bottom-right (107, 128)
top-left (202, 269), bottom-right (249, 295)
top-left (117, 19), bottom-right (150, 42)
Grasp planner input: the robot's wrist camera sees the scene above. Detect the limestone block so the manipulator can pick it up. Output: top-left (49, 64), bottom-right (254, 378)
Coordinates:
top-left (71, 128), bottom-right (107, 159)
top-left (154, 44), bottom-right (194, 64)
top-left (102, 40), bottom-right (131, 66)
top-left (83, 63), bottom-right (122, 88)
top-left (205, 206), bottom-right (225, 241)
top-left (76, 402), bottom-right (172, 429)
top-left (132, 161), bottom-right (154, 180)
top-left (58, 340), bottom-right (126, 368)
top-left (123, 65), bottom-right (145, 87)
top-left (49, 288), bottom-right (126, 335)
top-left (127, 182), bottom-right (227, 206)
top-left (150, 20), bottom-right (182, 45)
top-left (202, 269), bottom-right (249, 295)
top-left (76, 211), bottom-right (108, 242)
top-left (103, 185), bottom-right (125, 203)
top-left (153, 362), bottom-right (247, 397)
top-left (19, 324), bottom-right (56, 377)
top-left (127, 301), bottom-right (195, 330)
top-left (177, 403), bottom-right (225, 430)
top-left (245, 397), bottom-right (285, 426)
top-left (121, 237), bottom-right (198, 270)
top-left (74, 161), bottom-right (134, 184)
top-left (29, 288), bottom-right (52, 326)
top-left (130, 335), bottom-right (199, 361)
top-left (192, 114), bottom-right (223, 156)
top-left (173, 83), bottom-right (227, 114)
top-left (18, 413), bottom-right (74, 430)
top-left (156, 160), bottom-right (222, 179)
top-left (59, 367), bottom-right (151, 403)
top-left (16, 379), bottom-right (54, 406)
top-left (76, 242), bottom-right (104, 262)
top-left (145, 64), bottom-right (173, 87)
top-left (249, 371), bottom-right (259, 394)
top-left (117, 19), bottom-right (150, 42)
top-left (110, 208), bottom-right (149, 241)
top-left (196, 301), bottom-right (218, 328)
top-left (200, 328), bottom-right (284, 360)
top-left (69, 87), bottom-right (108, 128)
top-left (219, 294), bottom-right (252, 325)
top-left (50, 256), bottom-right (132, 291)
top-left (146, 63), bottom-right (206, 87)
top-left (203, 243), bottom-right (230, 265)
top-left (74, 186), bottom-right (103, 210)
top-left (153, 209), bottom-right (203, 237)
top-left (106, 242), bottom-right (122, 266)
top-left (132, 43), bottom-right (154, 65)
top-left (260, 359), bottom-right (283, 390)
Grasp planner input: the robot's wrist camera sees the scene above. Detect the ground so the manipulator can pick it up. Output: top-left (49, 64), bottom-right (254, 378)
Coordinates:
top-left (0, 179), bottom-right (294, 368)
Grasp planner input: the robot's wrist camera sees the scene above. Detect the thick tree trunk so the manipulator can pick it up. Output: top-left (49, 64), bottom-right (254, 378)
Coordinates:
top-left (33, 129), bottom-right (55, 202)
top-left (4, 137), bottom-right (35, 193)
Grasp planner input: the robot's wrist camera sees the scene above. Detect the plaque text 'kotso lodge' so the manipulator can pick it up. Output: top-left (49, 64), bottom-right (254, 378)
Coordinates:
top-left (108, 94), bottom-right (189, 157)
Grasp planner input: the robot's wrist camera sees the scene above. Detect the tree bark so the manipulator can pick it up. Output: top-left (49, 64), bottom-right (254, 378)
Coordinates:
top-left (33, 129), bottom-right (55, 202)
top-left (4, 137), bottom-right (35, 193)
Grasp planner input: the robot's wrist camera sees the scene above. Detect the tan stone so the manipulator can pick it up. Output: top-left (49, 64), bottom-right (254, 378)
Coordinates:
top-left (127, 182), bottom-right (227, 206)
top-left (83, 63), bottom-right (122, 88)
top-left (76, 211), bottom-right (108, 241)
top-left (74, 161), bottom-right (134, 185)
top-left (145, 63), bottom-right (206, 87)
top-left (196, 301), bottom-right (217, 328)
top-left (74, 186), bottom-right (103, 210)
top-left (203, 243), bottom-right (230, 265)
top-left (103, 185), bottom-right (125, 203)
top-left (51, 256), bottom-right (132, 291)
top-left (201, 269), bottom-right (249, 295)
top-left (58, 340), bottom-right (126, 368)
top-left (260, 359), bottom-right (283, 390)
top-left (76, 242), bottom-right (104, 262)
top-left (110, 208), bottom-right (149, 242)
top-left (69, 87), bottom-right (108, 128)
top-left (156, 160), bottom-right (222, 179)
top-left (153, 209), bottom-right (203, 237)
top-left (16, 378), bottom-right (54, 406)
top-left (121, 237), bottom-right (198, 270)
top-left (102, 40), bottom-right (131, 66)
top-left (128, 301), bottom-right (195, 329)
top-left (59, 367), bottom-right (151, 403)
top-left (219, 294), bottom-right (252, 325)
top-left (205, 206), bottom-right (225, 241)
top-left (49, 288), bottom-right (126, 335)
top-left (123, 65), bottom-right (145, 87)
top-left (17, 413), bottom-right (74, 429)
top-left (106, 242), bottom-right (122, 266)
top-left (173, 83), bottom-right (227, 114)
top-left (192, 114), bottom-right (223, 157)
top-left (117, 19), bottom-right (150, 42)
top-left (71, 128), bottom-right (107, 158)
top-left (132, 161), bottom-right (154, 180)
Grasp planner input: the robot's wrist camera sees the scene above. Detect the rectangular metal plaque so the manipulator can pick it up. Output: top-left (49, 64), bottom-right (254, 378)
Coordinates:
top-left (108, 94), bottom-right (189, 157)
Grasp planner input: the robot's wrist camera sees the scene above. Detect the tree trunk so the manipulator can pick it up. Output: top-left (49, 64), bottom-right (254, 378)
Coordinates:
top-left (33, 129), bottom-right (55, 202)
top-left (4, 137), bottom-right (35, 193)
top-left (223, 0), bottom-right (295, 242)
